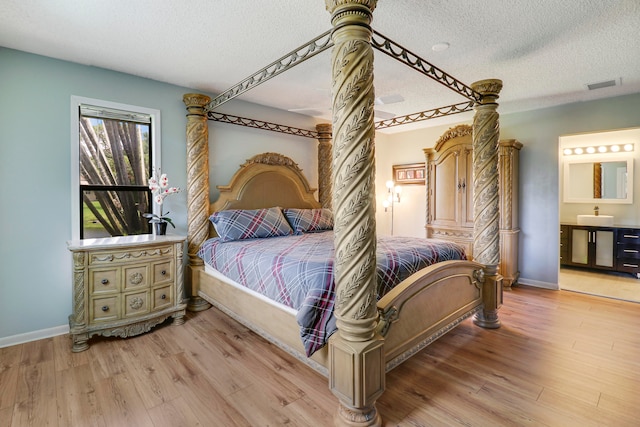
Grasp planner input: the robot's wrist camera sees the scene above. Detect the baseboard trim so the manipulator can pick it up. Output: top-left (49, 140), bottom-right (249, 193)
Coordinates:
top-left (0, 325), bottom-right (69, 349)
top-left (517, 277), bottom-right (559, 290)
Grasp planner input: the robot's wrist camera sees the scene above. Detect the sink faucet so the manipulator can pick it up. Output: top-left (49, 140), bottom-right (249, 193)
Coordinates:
top-left (594, 206), bottom-right (599, 216)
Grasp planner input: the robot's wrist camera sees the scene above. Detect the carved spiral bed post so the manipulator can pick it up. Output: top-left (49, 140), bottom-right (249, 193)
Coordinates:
top-left (471, 79), bottom-right (503, 329)
top-left (316, 123), bottom-right (333, 209)
top-left (326, 1), bottom-right (384, 426)
top-left (183, 93), bottom-right (213, 312)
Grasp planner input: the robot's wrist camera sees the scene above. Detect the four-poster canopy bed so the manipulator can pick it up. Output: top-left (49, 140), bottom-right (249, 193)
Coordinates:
top-left (182, 2), bottom-right (506, 426)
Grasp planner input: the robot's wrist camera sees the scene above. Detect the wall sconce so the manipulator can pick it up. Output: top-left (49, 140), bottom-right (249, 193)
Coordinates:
top-left (563, 143), bottom-right (634, 156)
top-left (383, 180), bottom-right (402, 235)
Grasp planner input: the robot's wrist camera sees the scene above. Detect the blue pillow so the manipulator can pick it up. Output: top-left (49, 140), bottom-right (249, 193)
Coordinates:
top-left (209, 207), bottom-right (293, 242)
top-left (283, 208), bottom-right (333, 234)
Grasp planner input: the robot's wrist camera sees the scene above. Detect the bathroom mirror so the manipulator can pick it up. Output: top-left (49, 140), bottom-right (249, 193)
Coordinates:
top-left (563, 157), bottom-right (633, 204)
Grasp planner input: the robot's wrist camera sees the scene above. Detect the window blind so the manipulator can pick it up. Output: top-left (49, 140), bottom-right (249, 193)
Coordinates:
top-left (80, 104), bottom-right (152, 124)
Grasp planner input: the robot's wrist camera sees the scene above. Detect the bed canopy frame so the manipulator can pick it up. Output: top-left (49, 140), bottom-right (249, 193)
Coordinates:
top-left (182, 2), bottom-right (503, 426)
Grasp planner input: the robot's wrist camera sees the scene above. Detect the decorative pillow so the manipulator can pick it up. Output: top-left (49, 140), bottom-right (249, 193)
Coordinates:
top-left (209, 207), bottom-right (293, 242)
top-left (283, 208), bottom-right (334, 234)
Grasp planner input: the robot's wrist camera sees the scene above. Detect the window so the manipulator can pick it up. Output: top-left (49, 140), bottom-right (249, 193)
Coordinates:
top-left (71, 97), bottom-right (161, 239)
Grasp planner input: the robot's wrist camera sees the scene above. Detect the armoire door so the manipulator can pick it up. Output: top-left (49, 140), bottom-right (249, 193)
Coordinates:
top-left (429, 146), bottom-right (473, 229)
top-left (430, 147), bottom-right (460, 228)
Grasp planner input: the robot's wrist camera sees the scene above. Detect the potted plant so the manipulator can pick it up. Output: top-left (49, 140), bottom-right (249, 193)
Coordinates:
top-left (143, 171), bottom-right (180, 235)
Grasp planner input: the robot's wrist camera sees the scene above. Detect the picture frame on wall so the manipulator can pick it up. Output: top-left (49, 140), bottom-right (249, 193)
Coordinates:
top-left (392, 163), bottom-right (426, 185)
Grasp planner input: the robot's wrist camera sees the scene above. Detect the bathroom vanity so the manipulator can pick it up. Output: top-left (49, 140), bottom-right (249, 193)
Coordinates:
top-left (560, 224), bottom-right (640, 278)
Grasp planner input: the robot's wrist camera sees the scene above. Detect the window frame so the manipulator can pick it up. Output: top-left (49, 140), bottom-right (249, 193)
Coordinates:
top-left (70, 96), bottom-right (161, 240)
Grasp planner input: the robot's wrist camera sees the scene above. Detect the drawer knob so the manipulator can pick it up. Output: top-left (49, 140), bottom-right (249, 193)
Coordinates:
top-left (101, 279), bottom-right (109, 285)
top-left (161, 294), bottom-right (166, 300)
top-left (161, 270), bottom-right (167, 276)
top-left (101, 306), bottom-right (109, 312)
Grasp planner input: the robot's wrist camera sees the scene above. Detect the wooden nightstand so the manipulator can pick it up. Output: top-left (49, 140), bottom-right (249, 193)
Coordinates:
top-left (67, 234), bottom-right (187, 352)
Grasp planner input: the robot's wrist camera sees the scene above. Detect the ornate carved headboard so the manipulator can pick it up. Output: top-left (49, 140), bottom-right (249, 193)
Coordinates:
top-left (210, 152), bottom-right (321, 214)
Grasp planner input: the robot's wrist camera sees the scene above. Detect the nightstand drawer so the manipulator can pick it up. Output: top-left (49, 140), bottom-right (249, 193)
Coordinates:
top-left (91, 296), bottom-right (120, 322)
top-left (90, 269), bottom-right (119, 294)
top-left (123, 291), bottom-right (150, 317)
top-left (152, 261), bottom-right (173, 284)
top-left (152, 285), bottom-right (173, 310)
top-left (124, 265), bottom-right (149, 290)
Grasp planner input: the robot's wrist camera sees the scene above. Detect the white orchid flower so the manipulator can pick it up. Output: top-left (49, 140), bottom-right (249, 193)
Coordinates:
top-left (146, 170), bottom-right (181, 230)
top-left (159, 174), bottom-right (169, 189)
top-left (148, 176), bottom-right (159, 192)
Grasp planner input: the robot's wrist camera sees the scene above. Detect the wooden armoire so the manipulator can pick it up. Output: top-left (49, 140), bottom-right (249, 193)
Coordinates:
top-left (424, 125), bottom-right (522, 288)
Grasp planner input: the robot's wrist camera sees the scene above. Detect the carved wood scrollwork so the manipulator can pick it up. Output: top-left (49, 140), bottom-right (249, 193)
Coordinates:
top-left (129, 272), bottom-right (144, 285)
top-left (72, 252), bottom-right (86, 327)
top-left (241, 152), bottom-right (302, 171)
top-left (316, 123), bottom-right (333, 210)
top-left (91, 248), bottom-right (170, 264)
top-left (435, 124), bottom-right (472, 149)
top-left (183, 93), bottom-right (211, 270)
top-left (473, 268), bottom-right (486, 284)
top-left (472, 79), bottom-right (502, 268)
top-left (376, 305), bottom-right (398, 336)
top-left (98, 317), bottom-right (166, 339)
top-left (129, 297), bottom-right (144, 310)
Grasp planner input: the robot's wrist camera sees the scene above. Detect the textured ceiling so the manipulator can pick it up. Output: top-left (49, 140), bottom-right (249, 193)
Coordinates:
top-left (2, 0), bottom-right (639, 133)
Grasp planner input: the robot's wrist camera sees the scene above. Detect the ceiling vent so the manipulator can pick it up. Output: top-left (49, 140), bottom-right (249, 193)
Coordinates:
top-left (586, 79), bottom-right (619, 91)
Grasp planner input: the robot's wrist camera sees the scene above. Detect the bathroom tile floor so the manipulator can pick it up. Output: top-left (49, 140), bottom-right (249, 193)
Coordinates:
top-left (560, 266), bottom-right (640, 303)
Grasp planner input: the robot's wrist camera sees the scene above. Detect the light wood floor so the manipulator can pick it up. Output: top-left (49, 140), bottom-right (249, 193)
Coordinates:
top-left (1, 285), bottom-right (639, 427)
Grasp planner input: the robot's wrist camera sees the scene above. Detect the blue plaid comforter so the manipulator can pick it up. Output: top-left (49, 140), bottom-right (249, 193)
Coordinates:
top-left (197, 232), bottom-right (466, 356)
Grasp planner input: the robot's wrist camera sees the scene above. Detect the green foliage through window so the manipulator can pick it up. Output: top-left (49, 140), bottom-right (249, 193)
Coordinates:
top-left (79, 106), bottom-right (152, 238)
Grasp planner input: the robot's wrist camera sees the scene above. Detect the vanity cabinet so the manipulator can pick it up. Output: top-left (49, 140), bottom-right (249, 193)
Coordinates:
top-left (562, 225), bottom-right (616, 270)
top-left (67, 234), bottom-right (187, 352)
top-left (560, 224), bottom-right (640, 278)
top-left (424, 125), bottom-right (522, 287)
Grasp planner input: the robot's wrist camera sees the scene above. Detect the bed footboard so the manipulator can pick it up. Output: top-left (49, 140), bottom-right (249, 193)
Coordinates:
top-left (197, 259), bottom-right (487, 375)
top-left (377, 260), bottom-right (484, 370)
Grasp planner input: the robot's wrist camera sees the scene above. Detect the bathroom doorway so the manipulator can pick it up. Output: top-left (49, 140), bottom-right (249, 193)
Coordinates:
top-left (558, 128), bottom-right (640, 303)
